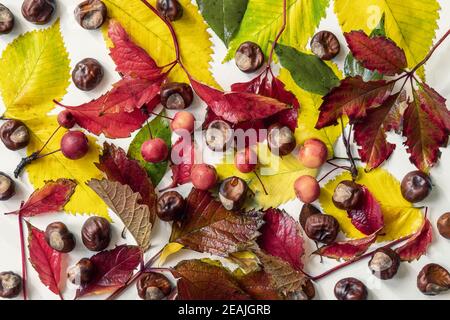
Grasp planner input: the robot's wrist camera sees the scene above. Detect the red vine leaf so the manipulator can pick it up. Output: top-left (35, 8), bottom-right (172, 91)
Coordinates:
top-left (76, 245), bottom-right (142, 298)
top-left (108, 20), bottom-right (164, 81)
top-left (417, 83), bottom-right (450, 132)
top-left (6, 179), bottom-right (76, 217)
top-left (396, 219), bottom-right (433, 262)
top-left (347, 187), bottom-right (384, 236)
top-left (26, 222), bottom-right (62, 296)
top-left (257, 208), bottom-right (305, 270)
top-left (316, 76), bottom-right (394, 129)
top-left (162, 137), bottom-right (195, 190)
top-left (344, 31), bottom-right (407, 76)
top-left (169, 189), bottom-right (263, 257)
top-left (190, 78), bottom-right (289, 123)
top-left (314, 231), bottom-right (379, 261)
top-left (354, 93), bottom-right (402, 169)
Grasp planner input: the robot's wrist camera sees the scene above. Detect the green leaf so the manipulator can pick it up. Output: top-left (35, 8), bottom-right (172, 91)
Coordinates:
top-left (128, 112), bottom-right (171, 186)
top-left (344, 14), bottom-right (385, 81)
top-left (196, 0), bottom-right (249, 46)
top-left (225, 0), bottom-right (330, 61)
top-left (275, 44), bottom-right (339, 95)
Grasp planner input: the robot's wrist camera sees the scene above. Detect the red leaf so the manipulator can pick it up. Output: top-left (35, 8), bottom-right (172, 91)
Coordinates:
top-left (6, 179), bottom-right (76, 217)
top-left (257, 208), bottom-right (305, 270)
top-left (96, 143), bottom-right (156, 211)
top-left (403, 89), bottom-right (448, 171)
top-left (354, 93), bottom-right (403, 169)
top-left (417, 83), bottom-right (450, 132)
top-left (396, 219), bottom-right (433, 262)
top-left (345, 31), bottom-right (407, 76)
top-left (162, 137), bottom-right (195, 190)
top-left (191, 78), bottom-right (289, 123)
top-left (27, 222), bottom-right (62, 296)
top-left (315, 231), bottom-right (379, 261)
top-left (347, 187), bottom-right (384, 235)
top-left (76, 245), bottom-right (142, 298)
top-left (108, 20), bottom-right (164, 81)
top-left (316, 76), bottom-right (394, 129)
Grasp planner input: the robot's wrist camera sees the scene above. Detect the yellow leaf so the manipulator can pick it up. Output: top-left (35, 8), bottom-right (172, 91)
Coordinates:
top-left (216, 144), bottom-right (317, 210)
top-left (278, 62), bottom-right (343, 156)
top-left (25, 117), bottom-right (108, 219)
top-left (319, 167), bottom-right (423, 241)
top-left (102, 0), bottom-right (220, 88)
top-left (159, 242), bottom-right (184, 265)
top-left (334, 0), bottom-right (440, 78)
top-left (0, 20), bottom-right (70, 119)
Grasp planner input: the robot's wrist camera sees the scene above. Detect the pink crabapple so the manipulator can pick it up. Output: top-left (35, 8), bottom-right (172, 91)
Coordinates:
top-left (299, 139), bottom-right (328, 169)
top-left (141, 138), bottom-right (169, 163)
top-left (234, 148), bottom-right (258, 173)
top-left (294, 175), bottom-right (320, 204)
top-left (190, 164), bottom-right (218, 191)
top-left (170, 111), bottom-right (195, 134)
top-left (60, 131), bottom-right (89, 160)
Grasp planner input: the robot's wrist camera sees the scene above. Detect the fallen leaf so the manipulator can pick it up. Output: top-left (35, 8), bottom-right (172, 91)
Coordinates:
top-left (161, 137), bottom-right (194, 190)
top-left (76, 245), bottom-right (142, 298)
top-left (88, 179), bottom-right (153, 251)
top-left (6, 179), bottom-right (76, 217)
top-left (396, 219), bottom-right (433, 262)
top-left (347, 187), bottom-right (384, 236)
top-left (236, 270), bottom-right (282, 300)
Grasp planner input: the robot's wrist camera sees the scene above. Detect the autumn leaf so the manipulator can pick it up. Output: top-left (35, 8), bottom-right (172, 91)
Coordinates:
top-left (102, 0), bottom-right (220, 88)
top-left (88, 179), bottom-right (153, 251)
top-left (225, 0), bottom-right (330, 61)
top-left (27, 222), bottom-right (63, 297)
top-left (257, 209), bottom-right (305, 270)
top-left (396, 219), bottom-right (432, 262)
top-left (161, 137), bottom-right (194, 190)
top-left (344, 30), bottom-right (407, 76)
top-left (316, 76), bottom-right (394, 129)
top-left (334, 0), bottom-right (440, 78)
top-left (319, 168), bottom-right (423, 241)
top-left (6, 179), bottom-right (76, 217)
top-left (236, 270), bottom-right (282, 300)
top-left (127, 113), bottom-right (171, 186)
top-left (314, 231), bottom-right (379, 261)
top-left (191, 78), bottom-right (289, 123)
top-left (347, 187), bottom-right (384, 236)
top-left (418, 83), bottom-right (450, 132)
top-left (76, 245), bottom-right (142, 298)
top-left (160, 189), bottom-right (263, 263)
top-left (195, 0), bottom-right (249, 46)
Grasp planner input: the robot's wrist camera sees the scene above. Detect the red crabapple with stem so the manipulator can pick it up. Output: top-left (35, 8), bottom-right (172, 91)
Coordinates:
top-left (234, 147), bottom-right (257, 174)
top-left (190, 164), bottom-right (217, 191)
top-left (299, 139), bottom-right (328, 169)
top-left (60, 131), bottom-right (89, 160)
top-left (141, 138), bottom-right (169, 163)
top-left (170, 111), bottom-right (195, 134)
top-left (57, 110), bottom-right (76, 129)
top-left (294, 175), bottom-right (320, 204)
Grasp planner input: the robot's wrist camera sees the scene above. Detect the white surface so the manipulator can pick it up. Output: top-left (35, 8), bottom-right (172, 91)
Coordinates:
top-left (0, 0), bottom-right (450, 300)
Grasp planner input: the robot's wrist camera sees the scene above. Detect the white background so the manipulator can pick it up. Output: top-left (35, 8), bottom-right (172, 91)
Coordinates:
top-left (0, 0), bottom-right (450, 300)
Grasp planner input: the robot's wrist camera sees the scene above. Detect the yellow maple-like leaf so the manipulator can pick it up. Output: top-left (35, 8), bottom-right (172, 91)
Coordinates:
top-left (319, 168), bottom-right (423, 241)
top-left (216, 144), bottom-right (317, 210)
top-left (102, 0), bottom-right (220, 88)
top-left (334, 0), bottom-right (440, 78)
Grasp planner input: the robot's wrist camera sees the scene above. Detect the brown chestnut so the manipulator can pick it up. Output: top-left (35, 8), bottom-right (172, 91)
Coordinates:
top-left (205, 120), bottom-right (233, 152)
top-left (310, 31), bottom-right (340, 60)
top-left (74, 0), bottom-right (107, 30)
top-left (0, 4), bottom-right (14, 34)
top-left (81, 216), bottom-right (111, 251)
top-left (156, 0), bottom-right (183, 21)
top-left (72, 58), bottom-right (104, 91)
top-left (267, 123), bottom-right (296, 156)
top-left (417, 263), bottom-right (450, 296)
top-left (334, 278), bottom-right (368, 300)
top-left (21, 0), bottom-right (56, 25)
top-left (156, 191), bottom-right (185, 222)
top-left (235, 41), bottom-right (264, 73)
top-left (437, 212), bottom-right (450, 239)
top-left (304, 213), bottom-right (339, 244)
top-left (332, 180), bottom-right (364, 210)
top-left (160, 82), bottom-right (193, 110)
top-left (368, 248), bottom-right (400, 280)
top-left (0, 120), bottom-right (31, 151)
top-left (0, 172), bottom-right (15, 201)
top-left (219, 177), bottom-right (248, 211)
top-left (299, 204), bottom-right (321, 230)
top-left (137, 272), bottom-right (172, 300)
top-left (67, 258), bottom-right (96, 285)
top-left (45, 222), bottom-right (76, 253)
top-left (0, 272), bottom-right (22, 298)
top-left (401, 171), bottom-right (432, 203)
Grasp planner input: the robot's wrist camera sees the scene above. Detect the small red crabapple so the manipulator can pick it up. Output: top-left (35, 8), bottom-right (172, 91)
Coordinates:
top-left (60, 131), bottom-right (89, 160)
top-left (299, 139), bottom-right (328, 169)
top-left (294, 175), bottom-right (320, 204)
top-left (191, 164), bottom-right (217, 190)
top-left (141, 138), bottom-right (169, 163)
top-left (57, 110), bottom-right (76, 129)
top-left (234, 148), bottom-right (257, 173)
top-left (170, 111), bottom-right (195, 134)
